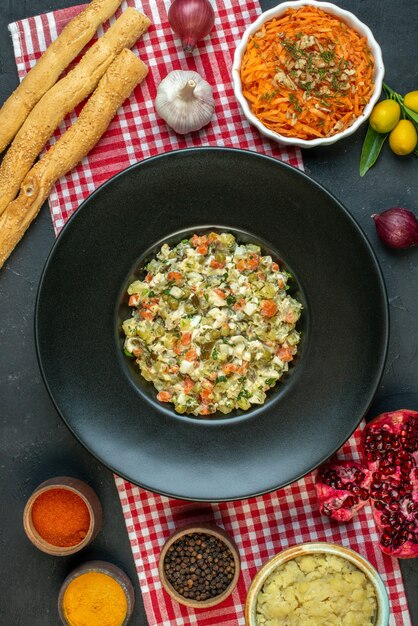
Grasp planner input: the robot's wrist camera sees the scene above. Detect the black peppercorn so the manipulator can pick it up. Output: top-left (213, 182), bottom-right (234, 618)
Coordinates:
top-left (163, 532), bottom-right (236, 601)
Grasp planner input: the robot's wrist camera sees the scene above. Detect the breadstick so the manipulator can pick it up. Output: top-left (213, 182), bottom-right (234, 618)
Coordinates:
top-left (0, 49), bottom-right (148, 269)
top-left (0, 0), bottom-right (124, 154)
top-left (0, 8), bottom-right (150, 216)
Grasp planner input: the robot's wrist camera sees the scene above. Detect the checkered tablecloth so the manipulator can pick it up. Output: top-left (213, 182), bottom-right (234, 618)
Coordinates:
top-left (8, 1), bottom-right (411, 624)
top-left (9, 0), bottom-right (302, 235)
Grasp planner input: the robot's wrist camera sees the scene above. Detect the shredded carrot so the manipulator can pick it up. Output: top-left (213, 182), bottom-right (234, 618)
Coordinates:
top-left (240, 6), bottom-right (375, 140)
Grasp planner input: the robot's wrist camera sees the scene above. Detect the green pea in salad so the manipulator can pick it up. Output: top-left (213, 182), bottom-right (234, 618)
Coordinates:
top-left (122, 232), bottom-right (302, 416)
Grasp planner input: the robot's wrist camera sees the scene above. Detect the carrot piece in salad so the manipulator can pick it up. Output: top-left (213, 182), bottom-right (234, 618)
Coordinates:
top-left (183, 377), bottom-right (194, 393)
top-left (191, 234), bottom-right (208, 247)
top-left (181, 331), bottom-right (192, 346)
top-left (167, 271), bottom-right (183, 283)
top-left (157, 390), bottom-right (172, 402)
top-left (276, 346), bottom-right (294, 362)
top-left (185, 348), bottom-right (198, 362)
top-left (261, 300), bottom-right (277, 317)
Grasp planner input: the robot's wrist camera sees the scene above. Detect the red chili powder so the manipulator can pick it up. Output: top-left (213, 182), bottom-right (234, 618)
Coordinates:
top-left (31, 488), bottom-right (90, 547)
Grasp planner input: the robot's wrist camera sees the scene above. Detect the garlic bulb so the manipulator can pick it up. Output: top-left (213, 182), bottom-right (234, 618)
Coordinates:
top-left (155, 70), bottom-right (215, 134)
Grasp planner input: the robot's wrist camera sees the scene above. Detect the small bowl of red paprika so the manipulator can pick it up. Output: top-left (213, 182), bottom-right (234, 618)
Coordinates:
top-left (23, 476), bottom-right (102, 556)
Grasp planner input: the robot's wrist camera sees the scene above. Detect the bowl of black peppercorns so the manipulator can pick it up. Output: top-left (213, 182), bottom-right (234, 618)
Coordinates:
top-left (158, 522), bottom-right (241, 608)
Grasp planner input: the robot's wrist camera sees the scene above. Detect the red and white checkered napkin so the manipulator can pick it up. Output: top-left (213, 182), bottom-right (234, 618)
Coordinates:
top-left (9, 0), bottom-right (302, 235)
top-left (9, 2), bottom-right (411, 625)
top-left (115, 421), bottom-right (411, 626)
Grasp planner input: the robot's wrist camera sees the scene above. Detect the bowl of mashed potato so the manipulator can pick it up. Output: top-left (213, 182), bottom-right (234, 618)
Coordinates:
top-left (245, 542), bottom-right (389, 626)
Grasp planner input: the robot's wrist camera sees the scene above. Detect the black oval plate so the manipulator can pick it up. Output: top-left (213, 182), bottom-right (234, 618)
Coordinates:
top-left (35, 148), bottom-right (388, 501)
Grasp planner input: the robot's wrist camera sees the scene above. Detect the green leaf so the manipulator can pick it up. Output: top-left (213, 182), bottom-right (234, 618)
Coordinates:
top-left (402, 104), bottom-right (418, 126)
top-left (123, 348), bottom-right (134, 358)
top-left (383, 82), bottom-right (397, 99)
top-left (360, 125), bottom-right (388, 177)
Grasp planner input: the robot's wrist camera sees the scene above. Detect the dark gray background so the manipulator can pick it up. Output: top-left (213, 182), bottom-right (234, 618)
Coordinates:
top-left (1, 0), bottom-right (417, 624)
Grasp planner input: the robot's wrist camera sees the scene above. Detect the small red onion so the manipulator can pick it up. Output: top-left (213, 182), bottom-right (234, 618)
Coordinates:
top-left (168, 0), bottom-right (215, 53)
top-left (371, 207), bottom-right (418, 249)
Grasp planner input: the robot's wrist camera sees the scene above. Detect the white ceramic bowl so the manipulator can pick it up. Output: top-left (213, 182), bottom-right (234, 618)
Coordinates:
top-left (232, 0), bottom-right (385, 148)
top-left (245, 542), bottom-right (390, 626)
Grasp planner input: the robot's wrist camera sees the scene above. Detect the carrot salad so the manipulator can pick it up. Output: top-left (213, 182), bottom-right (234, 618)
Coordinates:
top-left (240, 6), bottom-right (375, 140)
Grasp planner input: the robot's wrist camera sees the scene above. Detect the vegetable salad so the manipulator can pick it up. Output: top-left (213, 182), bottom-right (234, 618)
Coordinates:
top-left (122, 232), bottom-right (302, 416)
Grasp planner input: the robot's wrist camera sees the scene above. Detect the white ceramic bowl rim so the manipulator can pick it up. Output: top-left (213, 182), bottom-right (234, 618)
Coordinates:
top-left (246, 542), bottom-right (390, 626)
top-left (232, 0), bottom-right (385, 148)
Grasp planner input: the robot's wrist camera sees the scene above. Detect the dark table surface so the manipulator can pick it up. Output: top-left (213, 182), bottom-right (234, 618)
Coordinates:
top-left (1, 0), bottom-right (417, 624)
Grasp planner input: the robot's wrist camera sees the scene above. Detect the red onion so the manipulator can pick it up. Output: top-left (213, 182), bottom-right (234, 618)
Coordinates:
top-left (371, 207), bottom-right (418, 249)
top-left (168, 0), bottom-right (215, 53)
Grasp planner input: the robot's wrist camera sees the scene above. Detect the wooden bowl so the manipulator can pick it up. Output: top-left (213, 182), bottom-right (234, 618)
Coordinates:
top-left (158, 522), bottom-right (240, 609)
top-left (23, 476), bottom-right (102, 556)
top-left (58, 560), bottom-right (134, 625)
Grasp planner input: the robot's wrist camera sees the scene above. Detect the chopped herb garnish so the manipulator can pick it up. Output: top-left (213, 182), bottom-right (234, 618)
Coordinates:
top-left (265, 377), bottom-right (276, 386)
top-left (321, 50), bottom-right (335, 63)
top-left (216, 376), bottom-right (227, 383)
top-left (226, 295), bottom-right (236, 305)
top-left (123, 348), bottom-right (134, 358)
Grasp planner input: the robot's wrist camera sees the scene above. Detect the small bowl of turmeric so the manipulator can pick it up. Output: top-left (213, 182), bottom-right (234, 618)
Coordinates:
top-left (23, 476), bottom-right (102, 556)
top-left (58, 560), bottom-right (135, 626)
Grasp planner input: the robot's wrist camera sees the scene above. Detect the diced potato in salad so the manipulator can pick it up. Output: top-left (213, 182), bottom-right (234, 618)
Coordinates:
top-left (122, 232), bottom-right (302, 416)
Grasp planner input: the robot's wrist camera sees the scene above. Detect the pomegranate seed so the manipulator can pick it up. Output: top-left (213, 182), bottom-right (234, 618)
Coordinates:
top-left (381, 533), bottom-right (392, 547)
top-left (360, 489), bottom-right (369, 500)
top-left (393, 535), bottom-right (406, 550)
top-left (388, 502), bottom-right (400, 512)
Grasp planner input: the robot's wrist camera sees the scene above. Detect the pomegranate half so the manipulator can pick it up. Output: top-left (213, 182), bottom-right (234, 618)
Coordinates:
top-left (362, 409), bottom-right (418, 558)
top-left (315, 459), bottom-right (371, 522)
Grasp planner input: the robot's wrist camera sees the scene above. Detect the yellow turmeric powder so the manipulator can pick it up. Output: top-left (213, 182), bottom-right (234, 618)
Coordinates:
top-left (62, 572), bottom-right (128, 626)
